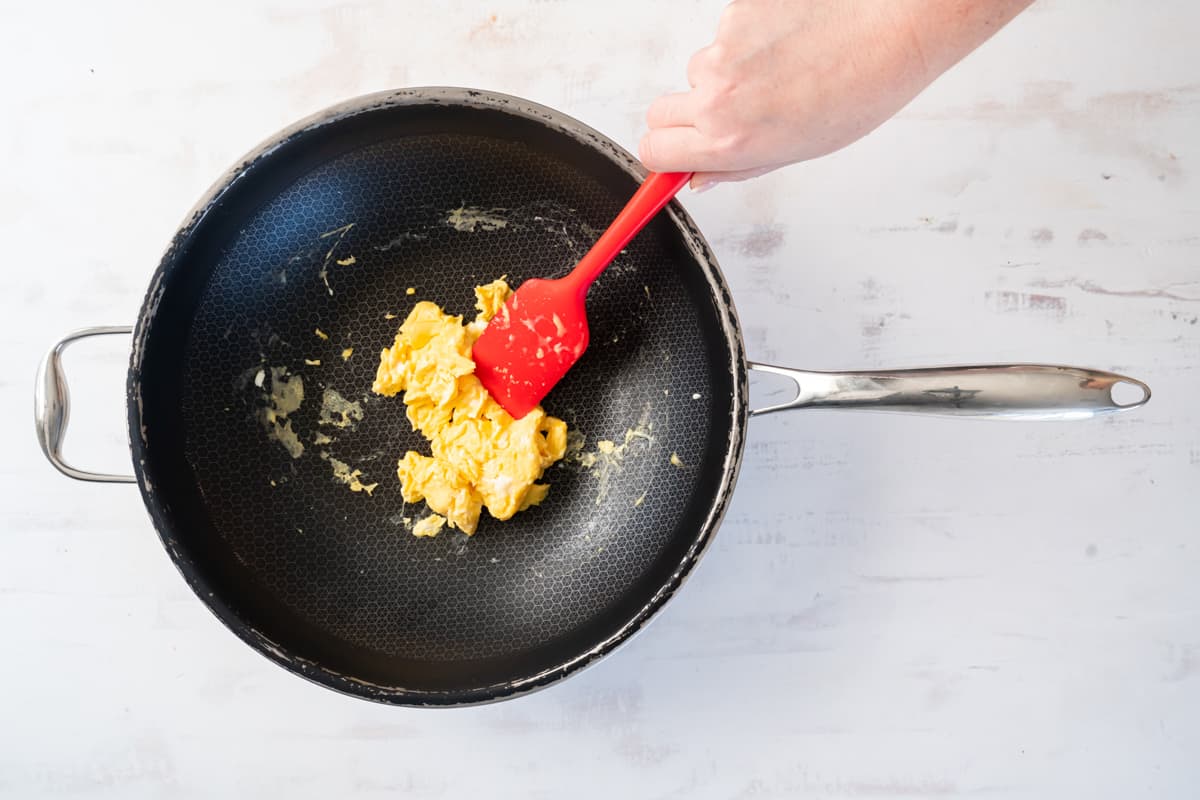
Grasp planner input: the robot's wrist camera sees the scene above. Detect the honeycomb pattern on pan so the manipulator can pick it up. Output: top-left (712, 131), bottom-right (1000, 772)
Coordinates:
top-left (181, 131), bottom-right (724, 668)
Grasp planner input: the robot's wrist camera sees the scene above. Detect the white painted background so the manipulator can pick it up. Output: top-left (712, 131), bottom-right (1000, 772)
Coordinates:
top-left (2, 1), bottom-right (1198, 797)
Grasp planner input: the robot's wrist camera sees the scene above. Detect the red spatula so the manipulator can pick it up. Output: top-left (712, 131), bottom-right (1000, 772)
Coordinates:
top-left (473, 171), bottom-right (693, 418)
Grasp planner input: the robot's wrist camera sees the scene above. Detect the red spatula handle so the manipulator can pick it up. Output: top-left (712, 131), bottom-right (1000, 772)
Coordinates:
top-left (561, 171), bottom-right (693, 296)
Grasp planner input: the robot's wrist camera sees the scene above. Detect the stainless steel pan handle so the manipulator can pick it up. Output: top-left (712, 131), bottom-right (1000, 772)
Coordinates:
top-left (34, 326), bottom-right (137, 482)
top-left (749, 363), bottom-right (1150, 421)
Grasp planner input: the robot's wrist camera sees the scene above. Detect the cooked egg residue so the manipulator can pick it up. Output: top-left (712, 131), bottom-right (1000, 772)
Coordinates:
top-left (321, 451), bottom-right (378, 495)
top-left (318, 388), bottom-right (364, 430)
top-left (562, 404), bottom-right (654, 506)
top-left (412, 514), bottom-right (446, 538)
top-left (258, 366), bottom-right (305, 459)
top-left (373, 278), bottom-right (568, 535)
top-left (446, 205), bottom-right (508, 233)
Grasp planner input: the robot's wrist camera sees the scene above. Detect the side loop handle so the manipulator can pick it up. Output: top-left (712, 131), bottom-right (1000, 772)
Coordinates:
top-left (34, 326), bottom-right (136, 483)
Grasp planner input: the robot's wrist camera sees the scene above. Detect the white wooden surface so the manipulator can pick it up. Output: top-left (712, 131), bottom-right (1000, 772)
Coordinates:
top-left (2, 1), bottom-right (1198, 797)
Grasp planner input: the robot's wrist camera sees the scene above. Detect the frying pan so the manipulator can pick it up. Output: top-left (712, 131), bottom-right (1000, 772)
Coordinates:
top-left (34, 89), bottom-right (1150, 705)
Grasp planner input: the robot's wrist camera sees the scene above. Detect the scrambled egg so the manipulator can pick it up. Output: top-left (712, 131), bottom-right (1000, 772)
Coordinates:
top-left (372, 278), bottom-right (568, 535)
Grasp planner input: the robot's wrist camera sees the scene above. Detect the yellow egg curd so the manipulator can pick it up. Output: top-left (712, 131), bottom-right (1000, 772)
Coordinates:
top-left (372, 278), bottom-right (568, 535)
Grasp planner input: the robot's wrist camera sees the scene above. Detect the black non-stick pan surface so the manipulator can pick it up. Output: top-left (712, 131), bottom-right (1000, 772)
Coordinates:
top-left (129, 89), bottom-right (747, 704)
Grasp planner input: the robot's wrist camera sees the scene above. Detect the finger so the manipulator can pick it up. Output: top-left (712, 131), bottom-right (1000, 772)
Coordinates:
top-left (691, 164), bottom-right (784, 192)
top-left (646, 91), bottom-right (701, 129)
top-left (638, 126), bottom-right (730, 173)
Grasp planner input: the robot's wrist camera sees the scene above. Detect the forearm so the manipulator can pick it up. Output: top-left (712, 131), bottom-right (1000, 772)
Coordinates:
top-left (902, 0), bottom-right (1036, 83)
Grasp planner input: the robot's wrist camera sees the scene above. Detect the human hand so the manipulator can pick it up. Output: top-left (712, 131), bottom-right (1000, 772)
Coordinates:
top-left (640, 0), bottom-right (1034, 189)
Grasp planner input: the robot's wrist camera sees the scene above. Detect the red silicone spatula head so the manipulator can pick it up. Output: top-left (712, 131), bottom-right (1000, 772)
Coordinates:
top-left (472, 276), bottom-right (590, 419)
top-left (473, 171), bottom-right (692, 418)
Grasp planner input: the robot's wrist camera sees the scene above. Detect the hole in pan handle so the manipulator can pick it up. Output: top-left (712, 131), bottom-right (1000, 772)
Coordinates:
top-left (747, 363), bottom-right (1151, 421)
top-left (34, 326), bottom-right (137, 483)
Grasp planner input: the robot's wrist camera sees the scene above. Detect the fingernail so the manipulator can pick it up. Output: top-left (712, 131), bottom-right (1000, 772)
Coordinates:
top-left (690, 179), bottom-right (715, 194)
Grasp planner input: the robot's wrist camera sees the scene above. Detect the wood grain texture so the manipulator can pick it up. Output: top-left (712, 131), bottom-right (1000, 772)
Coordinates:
top-left (1, 1), bottom-right (1197, 797)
